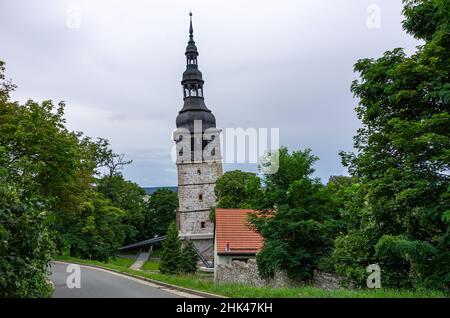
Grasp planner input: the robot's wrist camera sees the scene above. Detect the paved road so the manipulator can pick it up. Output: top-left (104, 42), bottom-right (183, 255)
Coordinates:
top-left (49, 262), bottom-right (185, 298)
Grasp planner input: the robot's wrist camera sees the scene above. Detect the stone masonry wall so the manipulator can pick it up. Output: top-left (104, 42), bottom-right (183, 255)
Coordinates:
top-left (178, 211), bottom-right (214, 236)
top-left (175, 128), bottom-right (223, 262)
top-left (312, 270), bottom-right (342, 290)
top-left (215, 259), bottom-right (297, 288)
top-left (216, 259), bottom-right (344, 290)
top-left (177, 161), bottom-right (222, 237)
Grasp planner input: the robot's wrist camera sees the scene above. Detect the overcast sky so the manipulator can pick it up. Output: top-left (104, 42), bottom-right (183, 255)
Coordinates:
top-left (1, 0), bottom-right (420, 186)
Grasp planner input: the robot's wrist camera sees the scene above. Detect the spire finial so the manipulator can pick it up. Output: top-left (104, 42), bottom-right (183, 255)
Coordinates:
top-left (189, 12), bottom-right (193, 38)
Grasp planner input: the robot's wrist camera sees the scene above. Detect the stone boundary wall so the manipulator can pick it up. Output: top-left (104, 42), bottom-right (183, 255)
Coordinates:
top-left (215, 259), bottom-right (296, 288)
top-left (312, 270), bottom-right (342, 290)
top-left (216, 259), bottom-right (344, 290)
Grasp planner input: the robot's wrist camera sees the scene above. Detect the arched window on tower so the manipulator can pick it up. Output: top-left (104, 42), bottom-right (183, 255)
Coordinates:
top-left (191, 85), bottom-right (197, 96)
top-left (198, 87), bottom-right (203, 97)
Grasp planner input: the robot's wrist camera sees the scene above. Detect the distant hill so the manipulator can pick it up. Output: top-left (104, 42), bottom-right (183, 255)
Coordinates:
top-left (142, 186), bottom-right (178, 195)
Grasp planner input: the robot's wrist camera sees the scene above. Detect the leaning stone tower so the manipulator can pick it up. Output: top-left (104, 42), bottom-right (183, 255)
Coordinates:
top-left (173, 13), bottom-right (222, 261)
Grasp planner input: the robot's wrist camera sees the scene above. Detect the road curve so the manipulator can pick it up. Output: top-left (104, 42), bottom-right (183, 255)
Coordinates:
top-left (49, 262), bottom-right (184, 298)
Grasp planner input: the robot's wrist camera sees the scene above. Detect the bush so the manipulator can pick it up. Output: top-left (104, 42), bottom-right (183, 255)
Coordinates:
top-left (332, 231), bottom-right (375, 288)
top-left (374, 235), bottom-right (444, 290)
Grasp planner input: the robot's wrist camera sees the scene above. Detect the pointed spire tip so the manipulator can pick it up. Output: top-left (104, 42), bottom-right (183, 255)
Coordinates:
top-left (189, 11), bottom-right (193, 37)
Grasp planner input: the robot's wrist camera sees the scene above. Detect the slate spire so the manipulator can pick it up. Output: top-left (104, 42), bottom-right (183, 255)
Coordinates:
top-left (176, 12), bottom-right (216, 133)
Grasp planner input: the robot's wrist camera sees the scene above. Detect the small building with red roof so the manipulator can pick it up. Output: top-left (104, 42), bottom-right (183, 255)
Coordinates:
top-left (214, 208), bottom-right (264, 273)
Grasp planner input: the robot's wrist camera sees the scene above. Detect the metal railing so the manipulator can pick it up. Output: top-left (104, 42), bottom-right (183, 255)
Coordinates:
top-left (119, 235), bottom-right (167, 251)
top-left (190, 242), bottom-right (213, 268)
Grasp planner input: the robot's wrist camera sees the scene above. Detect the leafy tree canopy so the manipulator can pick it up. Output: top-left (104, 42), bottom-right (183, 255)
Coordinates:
top-left (146, 188), bottom-right (178, 238)
top-left (250, 147), bottom-right (344, 280)
top-left (334, 0), bottom-right (450, 291)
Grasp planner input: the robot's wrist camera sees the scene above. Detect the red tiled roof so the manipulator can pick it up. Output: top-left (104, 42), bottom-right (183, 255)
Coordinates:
top-left (215, 208), bottom-right (263, 255)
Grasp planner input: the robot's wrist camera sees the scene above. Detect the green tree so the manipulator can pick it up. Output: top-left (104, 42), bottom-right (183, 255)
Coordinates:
top-left (0, 184), bottom-right (54, 297)
top-left (0, 99), bottom-right (95, 216)
top-left (334, 0), bottom-right (450, 291)
top-left (180, 240), bottom-right (198, 274)
top-left (97, 175), bottom-right (147, 244)
top-left (92, 137), bottom-right (132, 178)
top-left (0, 88), bottom-right (107, 259)
top-left (0, 60), bottom-right (79, 296)
top-left (159, 222), bottom-right (182, 274)
top-left (211, 170), bottom-right (263, 221)
top-left (146, 189), bottom-right (178, 237)
top-left (0, 59), bottom-right (130, 277)
top-left (251, 147), bottom-right (341, 280)
top-left (59, 195), bottom-right (126, 262)
top-left (215, 170), bottom-right (262, 209)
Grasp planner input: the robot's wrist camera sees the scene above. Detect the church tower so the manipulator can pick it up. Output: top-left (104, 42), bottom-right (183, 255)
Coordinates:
top-left (174, 13), bottom-right (222, 261)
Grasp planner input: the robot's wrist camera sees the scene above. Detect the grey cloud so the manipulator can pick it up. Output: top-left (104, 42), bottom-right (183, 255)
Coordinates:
top-left (1, 0), bottom-right (419, 186)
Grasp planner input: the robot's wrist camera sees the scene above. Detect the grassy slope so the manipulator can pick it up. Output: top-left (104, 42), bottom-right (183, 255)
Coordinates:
top-left (142, 260), bottom-right (160, 271)
top-left (53, 256), bottom-right (446, 298)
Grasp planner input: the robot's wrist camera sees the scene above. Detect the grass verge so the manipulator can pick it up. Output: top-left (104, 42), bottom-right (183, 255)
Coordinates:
top-left (53, 256), bottom-right (446, 298)
top-left (142, 260), bottom-right (160, 271)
